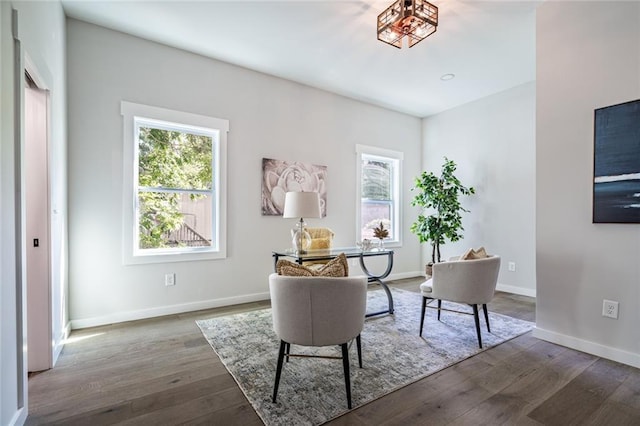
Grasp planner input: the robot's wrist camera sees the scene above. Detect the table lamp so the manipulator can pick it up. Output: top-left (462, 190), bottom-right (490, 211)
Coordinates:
top-left (283, 191), bottom-right (321, 254)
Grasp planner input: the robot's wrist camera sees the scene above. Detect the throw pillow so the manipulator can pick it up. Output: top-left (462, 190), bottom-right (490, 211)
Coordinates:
top-left (276, 260), bottom-right (316, 277)
top-left (277, 253), bottom-right (349, 277)
top-left (460, 247), bottom-right (475, 260)
top-left (316, 253), bottom-right (348, 277)
top-left (473, 246), bottom-right (488, 258)
top-left (460, 246), bottom-right (489, 260)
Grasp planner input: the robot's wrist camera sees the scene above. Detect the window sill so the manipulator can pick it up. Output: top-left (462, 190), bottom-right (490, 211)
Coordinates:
top-left (123, 249), bottom-right (226, 265)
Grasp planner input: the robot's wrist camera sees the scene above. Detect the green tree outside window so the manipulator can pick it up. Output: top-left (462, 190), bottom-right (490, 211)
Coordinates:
top-left (137, 127), bottom-right (213, 249)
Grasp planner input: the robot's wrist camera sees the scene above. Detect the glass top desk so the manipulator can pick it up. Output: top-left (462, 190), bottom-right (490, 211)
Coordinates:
top-left (272, 247), bottom-right (394, 317)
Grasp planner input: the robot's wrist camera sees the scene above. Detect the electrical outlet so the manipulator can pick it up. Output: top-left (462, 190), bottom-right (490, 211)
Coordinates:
top-left (508, 262), bottom-right (516, 272)
top-left (165, 273), bottom-right (175, 286)
top-left (602, 299), bottom-right (619, 319)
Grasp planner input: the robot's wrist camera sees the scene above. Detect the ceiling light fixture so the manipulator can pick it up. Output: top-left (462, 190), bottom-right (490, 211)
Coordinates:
top-left (440, 73), bottom-right (455, 81)
top-left (377, 0), bottom-right (438, 49)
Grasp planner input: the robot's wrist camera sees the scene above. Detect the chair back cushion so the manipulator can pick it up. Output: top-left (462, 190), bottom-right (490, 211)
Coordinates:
top-left (430, 256), bottom-right (501, 304)
top-left (307, 227), bottom-right (334, 250)
top-left (269, 273), bottom-right (367, 346)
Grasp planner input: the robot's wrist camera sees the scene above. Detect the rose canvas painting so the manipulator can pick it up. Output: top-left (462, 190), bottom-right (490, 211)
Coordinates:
top-left (262, 158), bottom-right (327, 216)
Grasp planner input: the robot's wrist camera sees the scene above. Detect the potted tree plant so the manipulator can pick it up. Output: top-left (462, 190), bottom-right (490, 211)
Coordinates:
top-left (410, 157), bottom-right (475, 275)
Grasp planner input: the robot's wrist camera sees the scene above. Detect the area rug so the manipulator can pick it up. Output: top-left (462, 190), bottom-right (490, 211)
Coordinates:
top-left (196, 288), bottom-right (534, 425)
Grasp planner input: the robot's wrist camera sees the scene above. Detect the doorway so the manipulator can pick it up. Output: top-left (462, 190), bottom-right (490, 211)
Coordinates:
top-left (24, 71), bottom-right (52, 372)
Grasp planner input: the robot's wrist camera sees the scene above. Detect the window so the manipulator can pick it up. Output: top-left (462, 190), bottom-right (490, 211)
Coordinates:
top-left (121, 102), bottom-right (228, 264)
top-left (356, 145), bottom-right (403, 246)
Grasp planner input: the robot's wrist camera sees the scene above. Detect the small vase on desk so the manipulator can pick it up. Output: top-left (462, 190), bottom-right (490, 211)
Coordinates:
top-left (377, 238), bottom-right (384, 250)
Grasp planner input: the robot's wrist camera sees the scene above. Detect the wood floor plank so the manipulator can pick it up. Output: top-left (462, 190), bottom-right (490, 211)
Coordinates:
top-left (115, 386), bottom-right (259, 426)
top-left (608, 366), bottom-right (640, 409)
top-left (27, 362), bottom-right (233, 423)
top-left (186, 402), bottom-right (264, 426)
top-left (377, 376), bottom-right (494, 426)
top-left (466, 341), bottom-right (565, 394)
top-left (448, 392), bottom-right (531, 426)
top-left (29, 351), bottom-right (224, 410)
top-left (586, 400), bottom-right (640, 426)
top-left (502, 346), bottom-right (596, 406)
top-left (447, 343), bottom-right (597, 425)
top-left (527, 357), bottom-right (633, 425)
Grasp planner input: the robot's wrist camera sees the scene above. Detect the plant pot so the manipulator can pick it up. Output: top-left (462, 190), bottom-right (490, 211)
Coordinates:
top-left (425, 263), bottom-right (433, 277)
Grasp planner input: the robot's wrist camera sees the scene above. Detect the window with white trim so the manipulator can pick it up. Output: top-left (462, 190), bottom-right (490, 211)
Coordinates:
top-left (121, 101), bottom-right (228, 264)
top-left (356, 145), bottom-right (403, 246)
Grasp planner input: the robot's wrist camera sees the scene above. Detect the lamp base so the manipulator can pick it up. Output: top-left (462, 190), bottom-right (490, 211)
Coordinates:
top-left (291, 220), bottom-right (311, 254)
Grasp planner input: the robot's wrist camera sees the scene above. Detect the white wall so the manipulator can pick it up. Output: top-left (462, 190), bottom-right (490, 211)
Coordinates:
top-left (535, 1), bottom-right (640, 368)
top-left (0, 5), bottom-right (19, 423)
top-left (422, 82), bottom-right (536, 297)
top-left (66, 20), bottom-right (423, 328)
top-left (1, 1), bottom-right (67, 424)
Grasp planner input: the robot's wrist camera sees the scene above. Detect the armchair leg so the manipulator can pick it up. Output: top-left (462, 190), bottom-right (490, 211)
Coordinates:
top-left (482, 304), bottom-right (491, 333)
top-left (272, 340), bottom-right (287, 403)
top-left (341, 343), bottom-right (352, 409)
top-left (472, 305), bottom-right (483, 349)
top-left (356, 335), bottom-right (362, 368)
top-left (284, 342), bottom-right (291, 362)
top-left (437, 299), bottom-right (442, 320)
top-left (420, 296), bottom-right (427, 336)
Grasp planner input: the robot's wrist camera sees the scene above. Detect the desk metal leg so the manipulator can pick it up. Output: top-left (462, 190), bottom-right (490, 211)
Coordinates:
top-left (361, 252), bottom-right (395, 317)
top-left (365, 277), bottom-right (394, 317)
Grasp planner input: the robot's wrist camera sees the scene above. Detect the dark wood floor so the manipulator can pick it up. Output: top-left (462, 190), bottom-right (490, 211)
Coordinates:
top-left (26, 277), bottom-right (640, 425)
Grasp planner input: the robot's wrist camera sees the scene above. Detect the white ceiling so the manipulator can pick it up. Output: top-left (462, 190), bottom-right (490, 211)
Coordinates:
top-left (60, 0), bottom-right (539, 117)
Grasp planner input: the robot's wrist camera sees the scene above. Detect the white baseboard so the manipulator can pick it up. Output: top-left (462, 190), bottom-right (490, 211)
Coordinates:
top-left (70, 292), bottom-right (270, 330)
top-left (387, 271), bottom-right (425, 282)
top-left (496, 283), bottom-right (536, 298)
top-left (9, 407), bottom-right (27, 426)
top-left (533, 326), bottom-right (640, 369)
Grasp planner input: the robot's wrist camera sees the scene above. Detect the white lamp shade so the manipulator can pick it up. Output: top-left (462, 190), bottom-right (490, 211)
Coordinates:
top-left (282, 192), bottom-right (322, 218)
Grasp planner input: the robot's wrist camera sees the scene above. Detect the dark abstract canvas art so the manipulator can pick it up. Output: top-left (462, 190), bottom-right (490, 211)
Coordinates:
top-left (593, 99), bottom-right (640, 223)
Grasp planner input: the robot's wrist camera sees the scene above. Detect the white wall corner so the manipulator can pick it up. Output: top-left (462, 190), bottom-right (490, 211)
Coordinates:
top-left (52, 321), bottom-right (72, 365)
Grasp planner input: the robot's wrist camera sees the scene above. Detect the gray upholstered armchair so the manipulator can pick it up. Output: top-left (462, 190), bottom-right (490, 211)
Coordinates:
top-left (269, 273), bottom-right (367, 409)
top-left (419, 255), bottom-right (501, 348)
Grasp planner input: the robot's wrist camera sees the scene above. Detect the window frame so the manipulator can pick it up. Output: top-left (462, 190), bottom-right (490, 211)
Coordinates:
top-left (355, 144), bottom-right (403, 247)
top-left (121, 101), bottom-right (228, 264)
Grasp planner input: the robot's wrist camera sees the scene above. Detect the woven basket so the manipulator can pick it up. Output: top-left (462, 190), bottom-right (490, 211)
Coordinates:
top-left (425, 263), bottom-right (433, 277)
